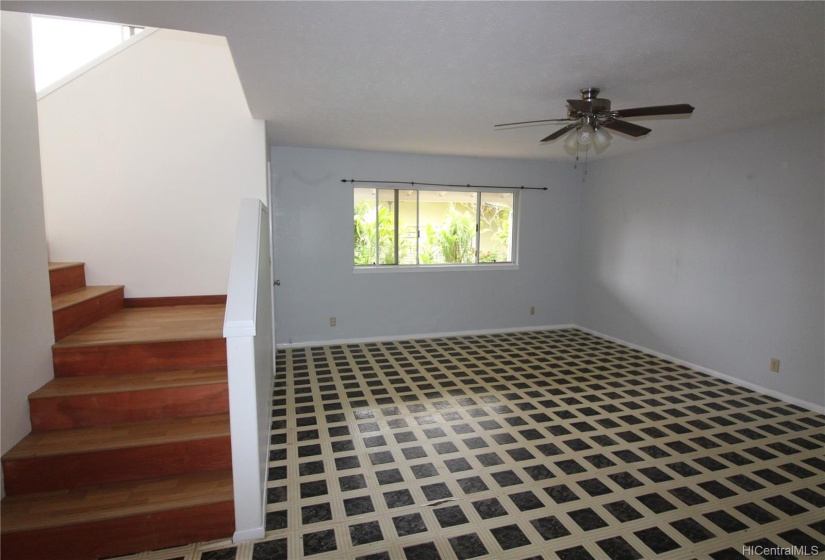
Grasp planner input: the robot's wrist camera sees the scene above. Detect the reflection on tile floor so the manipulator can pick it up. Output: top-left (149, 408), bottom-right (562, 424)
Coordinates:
top-left (113, 329), bottom-right (825, 559)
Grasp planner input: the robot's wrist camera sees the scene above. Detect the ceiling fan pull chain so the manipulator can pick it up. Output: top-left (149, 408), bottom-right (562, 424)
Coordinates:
top-left (574, 142), bottom-right (579, 169)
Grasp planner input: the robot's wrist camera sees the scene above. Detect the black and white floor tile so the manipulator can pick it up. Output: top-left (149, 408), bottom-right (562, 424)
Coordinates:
top-left (112, 329), bottom-right (825, 560)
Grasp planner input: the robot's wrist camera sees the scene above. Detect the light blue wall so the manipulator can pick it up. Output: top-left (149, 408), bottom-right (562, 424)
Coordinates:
top-left (270, 148), bottom-right (582, 344)
top-left (577, 115), bottom-right (825, 407)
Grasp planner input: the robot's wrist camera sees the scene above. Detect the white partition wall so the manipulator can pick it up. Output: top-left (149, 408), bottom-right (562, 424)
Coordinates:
top-left (224, 199), bottom-right (274, 541)
top-left (0, 11), bottom-right (56, 498)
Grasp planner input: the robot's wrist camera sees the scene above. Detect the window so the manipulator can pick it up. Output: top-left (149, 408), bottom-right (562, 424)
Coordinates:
top-left (354, 187), bottom-right (517, 267)
top-left (32, 16), bottom-right (145, 92)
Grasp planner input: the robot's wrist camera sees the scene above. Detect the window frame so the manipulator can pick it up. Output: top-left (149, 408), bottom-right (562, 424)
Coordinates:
top-left (353, 185), bottom-right (519, 272)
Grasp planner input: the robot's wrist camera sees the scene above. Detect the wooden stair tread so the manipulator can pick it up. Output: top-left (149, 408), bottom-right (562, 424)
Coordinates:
top-left (53, 305), bottom-right (225, 349)
top-left (48, 262), bottom-right (84, 271)
top-left (30, 367), bottom-right (227, 399)
top-left (51, 285), bottom-right (124, 312)
top-left (3, 414), bottom-right (229, 460)
top-left (0, 470), bottom-right (232, 534)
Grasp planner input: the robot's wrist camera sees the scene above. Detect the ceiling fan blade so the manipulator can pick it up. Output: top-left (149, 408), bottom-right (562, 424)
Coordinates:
top-left (540, 123), bottom-right (578, 143)
top-left (603, 120), bottom-right (651, 137)
top-left (495, 118), bottom-right (572, 128)
top-left (614, 104), bottom-right (695, 118)
top-left (566, 99), bottom-right (590, 113)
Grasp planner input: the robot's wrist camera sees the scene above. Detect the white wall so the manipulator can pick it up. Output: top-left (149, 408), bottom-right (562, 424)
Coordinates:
top-left (577, 115), bottom-right (825, 408)
top-left (37, 29), bottom-right (267, 297)
top-left (1, 11), bottom-right (56, 496)
top-left (271, 147), bottom-right (581, 345)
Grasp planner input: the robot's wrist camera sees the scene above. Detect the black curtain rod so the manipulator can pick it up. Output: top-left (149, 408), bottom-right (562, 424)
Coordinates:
top-left (341, 179), bottom-right (547, 191)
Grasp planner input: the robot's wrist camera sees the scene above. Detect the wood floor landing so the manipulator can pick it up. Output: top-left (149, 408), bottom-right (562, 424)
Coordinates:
top-left (53, 305), bottom-right (225, 348)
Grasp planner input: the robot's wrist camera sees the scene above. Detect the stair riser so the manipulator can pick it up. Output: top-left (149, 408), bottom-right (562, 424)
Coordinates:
top-left (53, 288), bottom-right (125, 341)
top-left (30, 384), bottom-right (229, 431)
top-left (53, 339), bottom-right (227, 376)
top-left (0, 500), bottom-right (233, 560)
top-left (124, 295), bottom-right (227, 307)
top-left (2, 437), bottom-right (230, 495)
top-left (49, 265), bottom-right (86, 296)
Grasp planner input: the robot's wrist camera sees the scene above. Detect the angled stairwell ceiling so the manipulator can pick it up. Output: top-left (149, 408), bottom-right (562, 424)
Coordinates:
top-left (4, 1), bottom-right (824, 160)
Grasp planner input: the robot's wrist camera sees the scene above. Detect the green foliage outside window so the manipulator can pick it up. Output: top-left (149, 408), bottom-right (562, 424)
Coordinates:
top-left (479, 202), bottom-right (511, 263)
top-left (421, 203), bottom-right (476, 264)
top-left (353, 201), bottom-right (395, 265)
top-left (353, 200), bottom-right (373, 265)
top-left (354, 189), bottom-right (514, 266)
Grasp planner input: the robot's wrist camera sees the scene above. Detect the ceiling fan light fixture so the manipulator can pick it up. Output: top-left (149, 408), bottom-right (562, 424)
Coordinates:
top-left (564, 128), bottom-right (580, 150)
top-left (593, 126), bottom-right (612, 149)
top-left (578, 123), bottom-right (594, 145)
top-left (495, 88), bottom-right (693, 158)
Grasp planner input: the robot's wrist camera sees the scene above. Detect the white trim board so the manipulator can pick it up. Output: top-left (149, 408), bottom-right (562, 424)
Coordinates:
top-left (275, 323), bottom-right (824, 415)
top-left (575, 325), bottom-right (825, 416)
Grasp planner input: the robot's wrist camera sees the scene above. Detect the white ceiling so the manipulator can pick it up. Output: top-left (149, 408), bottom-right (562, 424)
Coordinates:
top-left (5, 1), bottom-right (824, 161)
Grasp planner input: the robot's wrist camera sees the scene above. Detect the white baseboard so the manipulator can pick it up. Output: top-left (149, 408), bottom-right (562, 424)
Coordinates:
top-left (575, 325), bottom-right (825, 416)
top-left (275, 324), bottom-right (577, 350)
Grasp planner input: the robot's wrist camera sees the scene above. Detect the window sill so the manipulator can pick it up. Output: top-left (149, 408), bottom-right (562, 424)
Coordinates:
top-left (353, 263), bottom-right (519, 274)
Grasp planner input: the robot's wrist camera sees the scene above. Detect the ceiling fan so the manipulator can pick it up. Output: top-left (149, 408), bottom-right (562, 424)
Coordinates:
top-left (495, 87), bottom-right (694, 151)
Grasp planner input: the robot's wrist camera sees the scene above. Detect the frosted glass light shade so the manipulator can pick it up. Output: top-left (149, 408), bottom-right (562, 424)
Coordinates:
top-left (564, 129), bottom-right (579, 149)
top-left (593, 126), bottom-right (612, 148)
top-left (578, 124), bottom-right (594, 145)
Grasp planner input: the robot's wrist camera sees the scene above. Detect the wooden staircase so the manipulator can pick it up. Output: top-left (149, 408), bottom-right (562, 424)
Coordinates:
top-left (1, 263), bottom-right (234, 560)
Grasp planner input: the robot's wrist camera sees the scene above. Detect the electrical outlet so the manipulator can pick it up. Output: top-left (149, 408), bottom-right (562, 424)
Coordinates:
top-left (330, 317), bottom-right (336, 327)
top-left (770, 358), bottom-right (780, 373)
top-left (530, 306), bottom-right (535, 316)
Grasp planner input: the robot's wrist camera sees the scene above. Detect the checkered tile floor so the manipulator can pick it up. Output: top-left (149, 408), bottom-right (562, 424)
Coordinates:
top-left (113, 329), bottom-right (825, 560)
